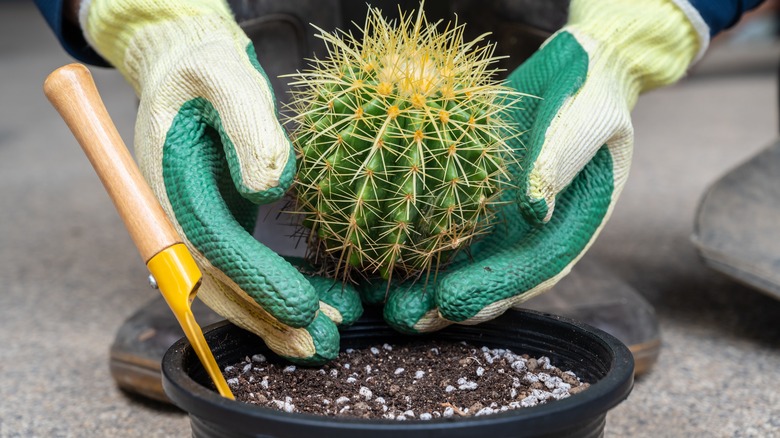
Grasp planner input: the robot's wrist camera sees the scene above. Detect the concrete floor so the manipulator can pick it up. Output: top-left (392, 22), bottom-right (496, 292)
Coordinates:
top-left (2, 3), bottom-right (780, 437)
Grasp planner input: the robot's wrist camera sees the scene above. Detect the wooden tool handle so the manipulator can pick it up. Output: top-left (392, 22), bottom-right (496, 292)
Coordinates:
top-left (44, 64), bottom-right (181, 262)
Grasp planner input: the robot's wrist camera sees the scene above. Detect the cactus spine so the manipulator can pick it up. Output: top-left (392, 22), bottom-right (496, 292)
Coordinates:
top-left (287, 4), bottom-right (519, 282)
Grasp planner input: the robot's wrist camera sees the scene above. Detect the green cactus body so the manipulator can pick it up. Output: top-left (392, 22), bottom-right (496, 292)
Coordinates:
top-left (287, 5), bottom-right (519, 282)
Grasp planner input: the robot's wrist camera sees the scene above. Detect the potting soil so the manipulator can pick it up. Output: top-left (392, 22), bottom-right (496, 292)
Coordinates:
top-left (224, 341), bottom-right (589, 420)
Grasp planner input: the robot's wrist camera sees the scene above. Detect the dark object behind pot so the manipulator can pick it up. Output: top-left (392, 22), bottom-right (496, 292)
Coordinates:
top-left (693, 138), bottom-right (780, 301)
top-left (163, 309), bottom-right (633, 438)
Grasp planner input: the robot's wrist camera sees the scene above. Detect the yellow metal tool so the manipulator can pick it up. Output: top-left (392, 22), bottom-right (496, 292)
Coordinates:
top-left (44, 63), bottom-right (234, 399)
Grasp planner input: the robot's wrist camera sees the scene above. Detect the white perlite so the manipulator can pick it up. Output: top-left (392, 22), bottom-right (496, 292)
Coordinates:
top-left (272, 397), bottom-right (295, 413)
top-left (475, 407), bottom-right (495, 416)
top-left (251, 354), bottom-right (266, 363)
top-left (476, 366), bottom-right (485, 377)
top-left (359, 386), bottom-right (373, 400)
top-left (394, 368), bottom-right (405, 375)
top-left (511, 359), bottom-right (527, 372)
top-left (443, 407), bottom-right (455, 418)
top-left (419, 413), bottom-right (432, 420)
top-left (335, 396), bottom-right (351, 405)
top-left (520, 395), bottom-right (538, 407)
top-left (414, 370), bottom-right (425, 379)
top-left (532, 389), bottom-right (552, 401)
top-left (227, 378), bottom-right (239, 386)
top-left (545, 376), bottom-right (566, 390)
top-left (282, 365), bottom-right (296, 373)
top-left (457, 377), bottom-right (478, 390)
top-left (370, 347), bottom-right (380, 355)
top-left (382, 343), bottom-right (393, 351)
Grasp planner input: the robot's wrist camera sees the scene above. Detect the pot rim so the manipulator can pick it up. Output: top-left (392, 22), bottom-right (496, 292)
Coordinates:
top-left (162, 308), bottom-right (634, 435)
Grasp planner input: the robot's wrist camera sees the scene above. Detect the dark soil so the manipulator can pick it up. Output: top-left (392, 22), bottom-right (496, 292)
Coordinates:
top-left (224, 340), bottom-right (590, 420)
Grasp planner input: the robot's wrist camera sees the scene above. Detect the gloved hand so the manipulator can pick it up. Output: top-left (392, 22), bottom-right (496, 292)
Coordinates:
top-left (81, 0), bottom-right (362, 364)
top-left (366, 0), bottom-right (707, 333)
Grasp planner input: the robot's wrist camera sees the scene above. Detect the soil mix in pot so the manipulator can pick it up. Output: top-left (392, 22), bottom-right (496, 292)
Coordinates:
top-left (224, 340), bottom-right (590, 420)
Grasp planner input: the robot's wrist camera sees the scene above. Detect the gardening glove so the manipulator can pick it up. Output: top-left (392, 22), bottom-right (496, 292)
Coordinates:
top-left (367, 0), bottom-right (708, 333)
top-left (80, 0), bottom-right (362, 364)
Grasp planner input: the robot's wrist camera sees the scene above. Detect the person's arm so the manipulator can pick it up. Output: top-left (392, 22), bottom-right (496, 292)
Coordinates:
top-left (33, 0), bottom-right (108, 66)
top-left (688, 0), bottom-right (766, 36)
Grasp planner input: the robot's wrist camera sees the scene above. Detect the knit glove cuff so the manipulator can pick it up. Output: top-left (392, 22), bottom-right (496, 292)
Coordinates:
top-left (567, 0), bottom-right (706, 106)
top-left (80, 0), bottom-right (242, 92)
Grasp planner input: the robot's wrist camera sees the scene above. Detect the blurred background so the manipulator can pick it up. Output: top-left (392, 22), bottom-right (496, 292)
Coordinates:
top-left (1, 1), bottom-right (779, 436)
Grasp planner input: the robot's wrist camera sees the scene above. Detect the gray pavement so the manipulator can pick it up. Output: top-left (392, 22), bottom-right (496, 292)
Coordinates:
top-left (1, 3), bottom-right (779, 437)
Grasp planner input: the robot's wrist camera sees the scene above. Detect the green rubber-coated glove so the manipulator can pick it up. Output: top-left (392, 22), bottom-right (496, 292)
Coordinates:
top-left (368, 0), bottom-right (708, 333)
top-left (81, 0), bottom-right (362, 364)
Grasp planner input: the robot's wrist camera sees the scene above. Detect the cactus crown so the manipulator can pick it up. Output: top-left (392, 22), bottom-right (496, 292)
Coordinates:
top-left (285, 3), bottom-right (521, 284)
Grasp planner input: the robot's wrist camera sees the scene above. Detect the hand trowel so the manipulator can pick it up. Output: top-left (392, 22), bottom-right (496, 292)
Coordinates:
top-left (43, 63), bottom-right (234, 400)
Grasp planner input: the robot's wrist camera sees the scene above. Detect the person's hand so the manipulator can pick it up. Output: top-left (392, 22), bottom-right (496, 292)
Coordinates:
top-left (365, 0), bottom-right (707, 333)
top-left (81, 0), bottom-right (362, 364)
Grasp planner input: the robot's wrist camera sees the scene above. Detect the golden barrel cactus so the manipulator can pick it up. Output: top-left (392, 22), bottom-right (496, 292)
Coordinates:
top-left (286, 4), bottom-right (520, 282)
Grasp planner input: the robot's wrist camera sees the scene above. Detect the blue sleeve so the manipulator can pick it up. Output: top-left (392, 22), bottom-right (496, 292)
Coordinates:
top-left (688, 0), bottom-right (766, 36)
top-left (33, 0), bottom-right (110, 67)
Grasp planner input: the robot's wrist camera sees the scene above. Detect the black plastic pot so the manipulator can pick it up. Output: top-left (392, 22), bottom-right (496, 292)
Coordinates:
top-left (162, 308), bottom-right (634, 438)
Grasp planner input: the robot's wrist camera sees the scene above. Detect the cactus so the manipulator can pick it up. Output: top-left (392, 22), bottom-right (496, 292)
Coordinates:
top-left (286, 3), bottom-right (520, 282)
